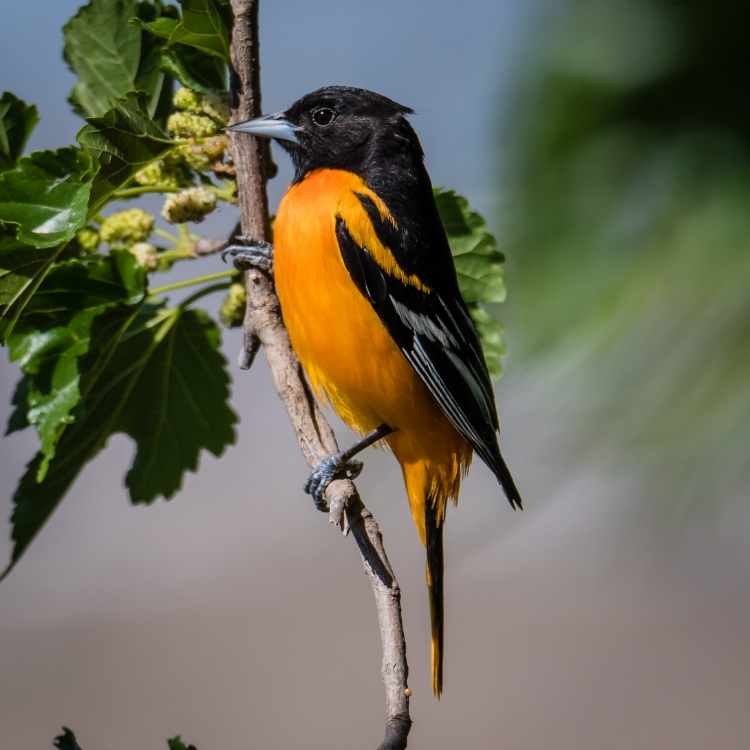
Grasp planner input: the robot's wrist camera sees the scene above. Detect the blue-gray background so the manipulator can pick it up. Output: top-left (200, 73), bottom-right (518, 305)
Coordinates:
top-left (2, 2), bottom-right (749, 749)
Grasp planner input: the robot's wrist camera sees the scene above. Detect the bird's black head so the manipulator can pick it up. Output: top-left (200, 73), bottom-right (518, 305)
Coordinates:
top-left (229, 86), bottom-right (423, 183)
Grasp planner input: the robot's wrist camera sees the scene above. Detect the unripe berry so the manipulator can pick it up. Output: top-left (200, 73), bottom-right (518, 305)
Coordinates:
top-left (76, 227), bottom-right (100, 254)
top-left (161, 187), bottom-right (217, 224)
top-left (167, 111), bottom-right (219, 138)
top-left (173, 87), bottom-right (202, 112)
top-left (130, 242), bottom-right (158, 271)
top-left (219, 282), bottom-right (247, 327)
top-left (99, 209), bottom-right (155, 247)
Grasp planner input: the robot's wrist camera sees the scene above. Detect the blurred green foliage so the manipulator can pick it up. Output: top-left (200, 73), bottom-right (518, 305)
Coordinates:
top-left (503, 0), bottom-right (750, 510)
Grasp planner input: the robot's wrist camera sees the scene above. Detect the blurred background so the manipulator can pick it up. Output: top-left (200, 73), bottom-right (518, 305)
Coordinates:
top-left (1, 1), bottom-right (749, 748)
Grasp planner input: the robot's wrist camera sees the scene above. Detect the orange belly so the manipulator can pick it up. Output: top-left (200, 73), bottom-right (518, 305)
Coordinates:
top-left (273, 168), bottom-right (471, 539)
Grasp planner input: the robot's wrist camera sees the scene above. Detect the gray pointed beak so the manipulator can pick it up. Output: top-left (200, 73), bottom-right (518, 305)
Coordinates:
top-left (227, 112), bottom-right (300, 143)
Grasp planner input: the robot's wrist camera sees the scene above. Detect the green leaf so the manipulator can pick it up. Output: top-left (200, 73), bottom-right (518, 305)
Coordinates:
top-left (168, 736), bottom-right (198, 750)
top-left (0, 147), bottom-right (95, 249)
top-left (0, 92), bottom-right (39, 171)
top-left (135, 4), bottom-right (176, 122)
top-left (0, 149), bottom-right (97, 341)
top-left (7, 252), bottom-right (147, 480)
top-left (77, 93), bottom-right (174, 212)
top-left (435, 188), bottom-right (506, 304)
top-left (53, 727), bottom-right (83, 750)
top-left (141, 0), bottom-right (231, 62)
top-left (63, 0), bottom-right (143, 117)
top-left (2, 304), bottom-right (237, 579)
top-left (435, 187), bottom-right (507, 377)
top-left (0, 232), bottom-right (62, 344)
top-left (468, 304), bottom-right (506, 378)
top-left (161, 46), bottom-right (227, 94)
top-left (0, 231), bottom-right (56, 309)
top-left (6, 377), bottom-right (30, 435)
top-left (12, 249), bottom-right (146, 320)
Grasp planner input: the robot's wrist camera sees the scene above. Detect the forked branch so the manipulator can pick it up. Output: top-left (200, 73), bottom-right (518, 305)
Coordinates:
top-left (228, 2), bottom-right (412, 747)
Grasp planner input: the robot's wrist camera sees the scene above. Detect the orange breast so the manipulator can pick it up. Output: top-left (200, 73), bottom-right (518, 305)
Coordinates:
top-left (274, 169), bottom-right (432, 433)
top-left (273, 168), bottom-right (471, 538)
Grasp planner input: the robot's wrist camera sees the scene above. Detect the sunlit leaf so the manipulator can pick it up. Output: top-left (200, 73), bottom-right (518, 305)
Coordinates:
top-left (63, 0), bottom-right (143, 117)
top-left (0, 149), bottom-right (98, 341)
top-left (0, 148), bottom-right (95, 249)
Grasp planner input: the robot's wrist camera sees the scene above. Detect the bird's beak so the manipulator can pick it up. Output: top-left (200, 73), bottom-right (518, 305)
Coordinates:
top-left (227, 112), bottom-right (300, 143)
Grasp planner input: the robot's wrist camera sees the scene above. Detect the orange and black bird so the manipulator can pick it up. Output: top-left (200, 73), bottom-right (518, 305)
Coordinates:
top-left (226, 86), bottom-right (521, 697)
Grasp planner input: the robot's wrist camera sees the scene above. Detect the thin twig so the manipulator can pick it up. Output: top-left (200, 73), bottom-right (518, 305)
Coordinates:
top-left (228, 2), bottom-right (412, 747)
top-left (194, 221), bottom-right (242, 256)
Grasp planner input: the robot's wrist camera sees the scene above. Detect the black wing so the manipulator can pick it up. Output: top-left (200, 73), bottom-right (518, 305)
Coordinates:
top-left (336, 200), bottom-right (521, 509)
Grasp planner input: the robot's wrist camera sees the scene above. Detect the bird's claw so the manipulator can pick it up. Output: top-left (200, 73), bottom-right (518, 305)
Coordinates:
top-left (304, 453), bottom-right (363, 512)
top-left (222, 238), bottom-right (274, 272)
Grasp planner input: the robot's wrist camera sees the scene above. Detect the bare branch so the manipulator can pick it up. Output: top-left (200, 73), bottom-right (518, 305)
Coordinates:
top-left (228, 2), bottom-right (412, 747)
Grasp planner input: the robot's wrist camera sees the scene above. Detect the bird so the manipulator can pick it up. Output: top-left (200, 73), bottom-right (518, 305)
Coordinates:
top-left (226, 86), bottom-right (521, 697)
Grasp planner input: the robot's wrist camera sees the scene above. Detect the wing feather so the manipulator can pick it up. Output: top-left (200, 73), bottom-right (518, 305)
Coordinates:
top-left (336, 213), bottom-right (521, 509)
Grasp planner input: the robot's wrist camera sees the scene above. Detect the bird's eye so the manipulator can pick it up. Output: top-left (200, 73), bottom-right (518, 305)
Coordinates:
top-left (312, 107), bottom-right (336, 127)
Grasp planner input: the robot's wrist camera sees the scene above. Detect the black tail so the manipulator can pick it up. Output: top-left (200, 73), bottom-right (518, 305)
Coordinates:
top-left (425, 500), bottom-right (444, 697)
top-left (490, 445), bottom-right (523, 511)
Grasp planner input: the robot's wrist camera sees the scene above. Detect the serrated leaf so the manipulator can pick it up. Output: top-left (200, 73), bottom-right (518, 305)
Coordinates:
top-left (7, 252), bottom-right (147, 480)
top-left (435, 188), bottom-right (506, 304)
top-left (63, 0), bottom-right (142, 117)
top-left (0, 147), bottom-right (95, 249)
top-left (2, 304), bottom-right (237, 579)
top-left (53, 727), bottom-right (83, 750)
top-left (141, 0), bottom-right (231, 62)
top-left (77, 93), bottom-right (174, 212)
top-left (435, 187), bottom-right (508, 377)
top-left (0, 92), bottom-right (39, 171)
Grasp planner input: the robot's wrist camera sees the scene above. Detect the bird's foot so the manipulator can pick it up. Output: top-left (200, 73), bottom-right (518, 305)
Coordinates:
top-left (304, 453), bottom-right (363, 512)
top-left (222, 236), bottom-right (274, 272)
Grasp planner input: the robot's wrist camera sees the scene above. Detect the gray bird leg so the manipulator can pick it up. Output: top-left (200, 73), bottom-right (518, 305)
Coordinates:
top-left (222, 235), bottom-right (274, 272)
top-left (305, 424), bottom-right (395, 511)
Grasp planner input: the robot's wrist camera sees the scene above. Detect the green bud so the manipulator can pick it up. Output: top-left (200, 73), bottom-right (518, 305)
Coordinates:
top-left (134, 161), bottom-right (164, 186)
top-left (219, 282), bottom-right (247, 327)
top-left (178, 143), bottom-right (211, 171)
top-left (167, 111), bottom-right (219, 138)
top-left (100, 208), bottom-right (155, 247)
top-left (76, 227), bottom-right (100, 254)
top-left (161, 187), bottom-right (217, 224)
top-left (173, 87), bottom-right (202, 112)
top-left (178, 135), bottom-right (229, 171)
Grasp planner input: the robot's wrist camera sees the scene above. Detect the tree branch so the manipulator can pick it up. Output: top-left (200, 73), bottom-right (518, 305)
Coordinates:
top-left (228, 2), bottom-right (412, 748)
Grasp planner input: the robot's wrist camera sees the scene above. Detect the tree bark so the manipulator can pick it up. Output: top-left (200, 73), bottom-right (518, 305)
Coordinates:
top-left (228, 2), bottom-right (412, 747)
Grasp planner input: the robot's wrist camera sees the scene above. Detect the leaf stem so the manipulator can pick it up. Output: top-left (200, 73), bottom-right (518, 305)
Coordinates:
top-left (149, 270), bottom-right (236, 297)
top-left (155, 227), bottom-right (178, 244)
top-left (179, 281), bottom-right (233, 308)
top-left (113, 184), bottom-right (181, 198)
